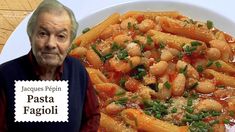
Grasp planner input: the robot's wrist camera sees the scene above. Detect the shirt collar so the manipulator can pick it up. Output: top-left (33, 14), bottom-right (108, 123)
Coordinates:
top-left (28, 50), bottom-right (64, 80)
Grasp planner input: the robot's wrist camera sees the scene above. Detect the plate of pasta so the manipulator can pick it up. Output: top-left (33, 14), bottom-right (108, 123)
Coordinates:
top-left (70, 1), bottom-right (235, 132)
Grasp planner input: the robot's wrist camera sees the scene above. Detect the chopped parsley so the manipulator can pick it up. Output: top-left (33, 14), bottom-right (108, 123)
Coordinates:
top-left (82, 27), bottom-right (90, 34)
top-left (206, 60), bottom-right (214, 67)
top-left (183, 41), bottom-right (202, 56)
top-left (127, 22), bottom-right (132, 29)
top-left (185, 106), bottom-right (194, 114)
top-left (179, 65), bottom-right (188, 76)
top-left (183, 45), bottom-right (197, 55)
top-left (103, 53), bottom-right (113, 60)
top-left (115, 90), bottom-right (126, 96)
top-left (188, 82), bottom-right (199, 90)
top-left (196, 65), bottom-right (204, 73)
top-left (91, 45), bottom-right (105, 62)
top-left (191, 41), bottom-right (202, 46)
top-left (164, 81), bottom-right (171, 89)
top-left (146, 35), bottom-right (153, 45)
top-left (133, 24), bottom-right (139, 30)
top-left (117, 49), bottom-right (128, 60)
top-left (130, 65), bottom-right (147, 80)
top-left (229, 111), bottom-right (235, 117)
top-left (69, 43), bottom-right (77, 52)
top-left (91, 44), bottom-right (113, 62)
top-left (115, 97), bottom-right (128, 105)
top-left (119, 78), bottom-right (127, 87)
top-left (111, 42), bottom-right (121, 51)
top-left (132, 40), bottom-right (140, 44)
top-left (159, 41), bottom-right (165, 49)
top-left (187, 98), bottom-right (193, 106)
top-left (215, 61), bottom-right (222, 68)
top-left (223, 119), bottom-right (230, 124)
top-left (216, 85), bottom-right (225, 89)
top-left (177, 52), bottom-right (183, 60)
top-left (189, 121), bottom-right (212, 132)
top-left (206, 20), bottom-right (214, 29)
top-left (143, 100), bottom-right (168, 119)
top-left (171, 107), bottom-right (177, 113)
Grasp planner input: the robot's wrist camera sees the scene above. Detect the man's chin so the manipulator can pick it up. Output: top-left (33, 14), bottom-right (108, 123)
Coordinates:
top-left (41, 59), bottom-right (62, 67)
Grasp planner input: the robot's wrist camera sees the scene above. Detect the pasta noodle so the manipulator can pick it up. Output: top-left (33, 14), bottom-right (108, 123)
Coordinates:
top-left (100, 113), bottom-right (135, 132)
top-left (159, 16), bottom-right (215, 43)
top-left (149, 30), bottom-right (207, 51)
top-left (204, 69), bottom-right (235, 88)
top-left (74, 13), bottom-right (120, 47)
top-left (120, 11), bottom-right (183, 21)
top-left (121, 108), bottom-right (188, 132)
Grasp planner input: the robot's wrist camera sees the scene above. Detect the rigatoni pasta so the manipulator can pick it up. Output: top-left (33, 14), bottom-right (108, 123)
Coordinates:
top-left (70, 11), bottom-right (235, 132)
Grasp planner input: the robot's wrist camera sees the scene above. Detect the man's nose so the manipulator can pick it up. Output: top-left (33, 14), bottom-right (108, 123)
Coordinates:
top-left (46, 35), bottom-right (57, 48)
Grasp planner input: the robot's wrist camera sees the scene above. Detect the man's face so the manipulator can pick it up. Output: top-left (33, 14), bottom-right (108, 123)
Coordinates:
top-left (31, 11), bottom-right (72, 67)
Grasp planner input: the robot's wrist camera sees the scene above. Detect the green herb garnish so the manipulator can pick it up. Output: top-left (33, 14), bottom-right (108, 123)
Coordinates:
top-left (187, 98), bottom-right (193, 106)
top-left (179, 65), bottom-right (188, 76)
top-left (191, 41), bottom-right (202, 46)
top-left (117, 49), bottom-right (128, 60)
top-left (127, 22), bottom-right (132, 29)
top-left (223, 119), bottom-right (230, 124)
top-left (91, 45), bottom-right (105, 62)
top-left (159, 41), bottom-right (165, 49)
top-left (196, 65), bottom-right (204, 73)
top-left (206, 60), bottom-right (214, 67)
top-left (115, 97), bottom-right (128, 105)
top-left (207, 20), bottom-right (214, 29)
top-left (82, 27), bottom-right (90, 34)
top-left (146, 35), bottom-right (153, 45)
top-left (215, 61), bottom-right (222, 68)
top-left (111, 42), bottom-right (121, 51)
top-left (188, 82), bottom-right (199, 90)
top-left (171, 107), bottom-right (177, 113)
top-left (131, 65), bottom-right (147, 80)
top-left (119, 78), bottom-right (127, 87)
top-left (164, 81), bottom-right (171, 89)
top-left (183, 45), bottom-right (197, 55)
top-left (177, 52), bottom-right (183, 60)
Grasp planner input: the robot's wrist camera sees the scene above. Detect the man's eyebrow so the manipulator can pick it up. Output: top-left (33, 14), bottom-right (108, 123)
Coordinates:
top-left (58, 29), bottom-right (68, 33)
top-left (38, 26), bottom-right (68, 33)
top-left (38, 26), bottom-right (48, 31)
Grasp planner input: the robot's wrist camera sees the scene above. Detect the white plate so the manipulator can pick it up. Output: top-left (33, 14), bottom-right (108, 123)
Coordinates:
top-left (1, 0), bottom-right (235, 64)
top-left (77, 1), bottom-right (235, 36)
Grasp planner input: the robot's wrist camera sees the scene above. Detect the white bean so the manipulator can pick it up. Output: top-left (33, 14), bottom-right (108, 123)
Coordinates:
top-left (155, 83), bottom-right (172, 100)
top-left (106, 102), bottom-right (125, 114)
top-left (160, 49), bottom-right (174, 61)
top-left (126, 42), bottom-right (141, 56)
top-left (176, 60), bottom-right (199, 79)
top-left (167, 48), bottom-right (179, 56)
top-left (209, 39), bottom-right (232, 62)
top-left (113, 34), bottom-right (132, 47)
top-left (138, 19), bottom-right (154, 32)
top-left (120, 17), bottom-right (137, 30)
top-left (149, 61), bottom-right (168, 76)
top-left (195, 99), bottom-right (222, 112)
top-left (196, 80), bottom-right (216, 94)
top-left (207, 48), bottom-right (221, 60)
top-left (172, 73), bottom-right (186, 96)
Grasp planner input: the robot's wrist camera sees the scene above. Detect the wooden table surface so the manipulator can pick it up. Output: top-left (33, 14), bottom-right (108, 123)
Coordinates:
top-left (0, 0), bottom-right (42, 53)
